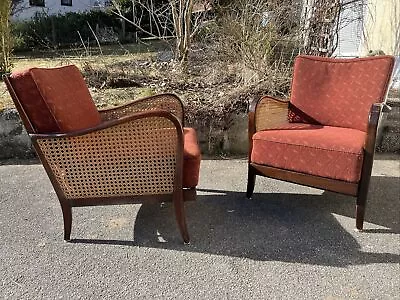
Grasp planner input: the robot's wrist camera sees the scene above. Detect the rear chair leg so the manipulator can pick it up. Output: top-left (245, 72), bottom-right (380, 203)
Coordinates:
top-left (355, 203), bottom-right (365, 231)
top-left (355, 191), bottom-right (368, 231)
top-left (355, 159), bottom-right (373, 231)
top-left (246, 165), bottom-right (256, 199)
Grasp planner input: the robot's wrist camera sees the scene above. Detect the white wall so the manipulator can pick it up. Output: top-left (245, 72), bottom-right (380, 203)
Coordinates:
top-left (362, 0), bottom-right (400, 56)
top-left (13, 0), bottom-right (110, 21)
top-left (334, 0), bottom-right (399, 58)
top-left (333, 1), bottom-right (365, 57)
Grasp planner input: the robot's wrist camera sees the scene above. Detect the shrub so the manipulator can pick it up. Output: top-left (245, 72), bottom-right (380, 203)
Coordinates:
top-left (12, 10), bottom-right (126, 51)
top-left (205, 0), bottom-right (301, 95)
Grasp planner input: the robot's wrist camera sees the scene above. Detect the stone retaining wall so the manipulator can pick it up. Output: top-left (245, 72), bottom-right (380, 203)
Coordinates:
top-left (0, 109), bottom-right (34, 159)
top-left (376, 98), bottom-right (400, 153)
top-left (1, 99), bottom-right (399, 159)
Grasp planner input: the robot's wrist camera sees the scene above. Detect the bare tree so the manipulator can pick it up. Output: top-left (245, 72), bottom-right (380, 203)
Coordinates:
top-left (0, 0), bottom-right (12, 74)
top-left (301, 0), bottom-right (365, 56)
top-left (11, 0), bottom-right (24, 16)
top-left (111, 0), bottom-right (212, 64)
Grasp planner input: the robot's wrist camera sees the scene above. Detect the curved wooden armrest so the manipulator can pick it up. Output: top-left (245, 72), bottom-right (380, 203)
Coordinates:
top-left (248, 95), bottom-right (289, 135)
top-left (31, 110), bottom-right (183, 140)
top-left (30, 110), bottom-right (184, 200)
top-left (98, 93), bottom-right (184, 125)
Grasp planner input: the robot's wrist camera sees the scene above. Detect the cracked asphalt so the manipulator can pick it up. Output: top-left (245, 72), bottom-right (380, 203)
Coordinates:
top-left (0, 154), bottom-right (399, 299)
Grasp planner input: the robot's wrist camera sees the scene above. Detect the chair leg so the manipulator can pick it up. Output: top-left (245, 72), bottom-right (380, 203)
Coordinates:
top-left (355, 187), bottom-right (369, 231)
top-left (60, 202), bottom-right (72, 241)
top-left (355, 150), bottom-right (375, 231)
top-left (173, 191), bottom-right (190, 243)
top-left (183, 188), bottom-right (197, 202)
top-left (355, 202), bottom-right (365, 231)
top-left (246, 165), bottom-right (256, 199)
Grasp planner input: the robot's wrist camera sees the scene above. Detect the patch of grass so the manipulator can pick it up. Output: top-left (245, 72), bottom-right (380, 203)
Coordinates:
top-left (0, 40), bottom-right (293, 155)
top-left (0, 42), bottom-right (165, 110)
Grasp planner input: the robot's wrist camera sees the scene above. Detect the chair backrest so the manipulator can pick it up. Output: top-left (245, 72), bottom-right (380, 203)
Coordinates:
top-left (6, 65), bottom-right (101, 134)
top-left (289, 55), bottom-right (395, 132)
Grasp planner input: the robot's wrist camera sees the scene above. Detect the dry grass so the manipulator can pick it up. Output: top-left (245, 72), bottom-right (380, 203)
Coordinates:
top-left (0, 43), bottom-right (164, 110)
top-left (0, 41), bottom-right (293, 154)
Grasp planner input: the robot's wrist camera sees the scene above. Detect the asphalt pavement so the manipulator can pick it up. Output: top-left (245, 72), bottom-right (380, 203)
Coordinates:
top-left (0, 155), bottom-right (399, 299)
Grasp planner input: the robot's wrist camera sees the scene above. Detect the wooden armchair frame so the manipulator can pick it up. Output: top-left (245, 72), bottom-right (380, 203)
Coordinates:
top-left (5, 75), bottom-right (194, 243)
top-left (247, 95), bottom-right (389, 231)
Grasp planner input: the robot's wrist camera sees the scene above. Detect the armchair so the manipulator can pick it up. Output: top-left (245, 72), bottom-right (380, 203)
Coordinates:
top-left (247, 55), bottom-right (394, 230)
top-left (4, 65), bottom-right (201, 243)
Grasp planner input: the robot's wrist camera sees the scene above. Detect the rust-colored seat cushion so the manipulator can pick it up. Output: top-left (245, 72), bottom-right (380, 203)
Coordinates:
top-left (289, 55), bottom-right (395, 132)
top-left (10, 65), bottom-right (101, 133)
top-left (251, 123), bottom-right (366, 183)
top-left (183, 128), bottom-right (201, 188)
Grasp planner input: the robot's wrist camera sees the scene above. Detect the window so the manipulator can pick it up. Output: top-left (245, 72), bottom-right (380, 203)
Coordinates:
top-left (61, 0), bottom-right (72, 6)
top-left (29, 0), bottom-right (45, 7)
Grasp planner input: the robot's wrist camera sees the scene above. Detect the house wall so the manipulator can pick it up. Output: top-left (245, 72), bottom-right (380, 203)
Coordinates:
top-left (333, 2), bottom-right (364, 57)
top-left (333, 0), bottom-right (399, 57)
top-left (13, 0), bottom-right (110, 21)
top-left (362, 0), bottom-right (400, 56)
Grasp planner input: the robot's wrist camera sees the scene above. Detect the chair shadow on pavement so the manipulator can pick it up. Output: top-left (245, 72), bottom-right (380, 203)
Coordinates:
top-left (72, 175), bottom-right (400, 267)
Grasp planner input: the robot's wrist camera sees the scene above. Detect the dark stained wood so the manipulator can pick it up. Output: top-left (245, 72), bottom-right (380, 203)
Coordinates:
top-left (31, 111), bottom-right (190, 243)
top-left (250, 163), bottom-right (359, 196)
top-left (355, 103), bottom-right (382, 230)
top-left (183, 188), bottom-right (197, 202)
top-left (247, 96), bottom-right (389, 230)
top-left (98, 93), bottom-right (185, 125)
top-left (246, 165), bottom-right (256, 198)
top-left (30, 110), bottom-right (182, 140)
top-left (4, 73), bottom-right (196, 243)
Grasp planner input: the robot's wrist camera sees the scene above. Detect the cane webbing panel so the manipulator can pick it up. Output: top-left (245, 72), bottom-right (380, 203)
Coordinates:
top-left (100, 94), bottom-right (183, 123)
top-left (37, 117), bottom-right (178, 199)
top-left (255, 97), bottom-right (289, 132)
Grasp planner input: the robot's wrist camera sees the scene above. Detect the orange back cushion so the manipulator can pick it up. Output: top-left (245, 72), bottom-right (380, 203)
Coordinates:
top-left (289, 55), bottom-right (394, 131)
top-left (10, 65), bottom-right (101, 133)
top-left (10, 69), bottom-right (59, 133)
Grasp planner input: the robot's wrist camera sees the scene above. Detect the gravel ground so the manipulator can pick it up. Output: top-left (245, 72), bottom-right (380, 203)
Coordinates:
top-left (0, 155), bottom-right (399, 299)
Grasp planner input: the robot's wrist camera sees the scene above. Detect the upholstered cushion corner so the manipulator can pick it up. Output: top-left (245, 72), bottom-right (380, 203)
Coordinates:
top-left (183, 127), bottom-right (201, 188)
top-left (29, 65), bottom-right (102, 133)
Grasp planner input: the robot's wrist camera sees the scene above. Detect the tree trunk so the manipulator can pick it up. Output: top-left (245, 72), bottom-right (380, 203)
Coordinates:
top-left (0, 0), bottom-right (12, 74)
top-left (171, 0), bottom-right (193, 64)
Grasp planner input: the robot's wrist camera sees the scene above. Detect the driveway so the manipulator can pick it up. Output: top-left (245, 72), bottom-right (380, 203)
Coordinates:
top-left (0, 155), bottom-right (399, 299)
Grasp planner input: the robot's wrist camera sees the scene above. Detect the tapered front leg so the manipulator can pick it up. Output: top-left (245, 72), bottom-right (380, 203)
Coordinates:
top-left (60, 202), bottom-right (72, 241)
top-left (173, 190), bottom-right (190, 243)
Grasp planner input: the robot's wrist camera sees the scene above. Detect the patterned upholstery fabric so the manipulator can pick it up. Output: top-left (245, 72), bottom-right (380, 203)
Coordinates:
top-left (10, 65), bottom-right (101, 133)
top-left (183, 128), bottom-right (201, 188)
top-left (251, 124), bottom-right (366, 183)
top-left (289, 55), bottom-right (394, 132)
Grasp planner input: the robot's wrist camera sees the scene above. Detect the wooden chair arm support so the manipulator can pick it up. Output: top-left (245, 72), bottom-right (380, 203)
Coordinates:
top-left (98, 93), bottom-right (185, 125)
top-left (248, 96), bottom-right (289, 162)
top-left (364, 102), bottom-right (383, 154)
top-left (30, 110), bottom-right (184, 200)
